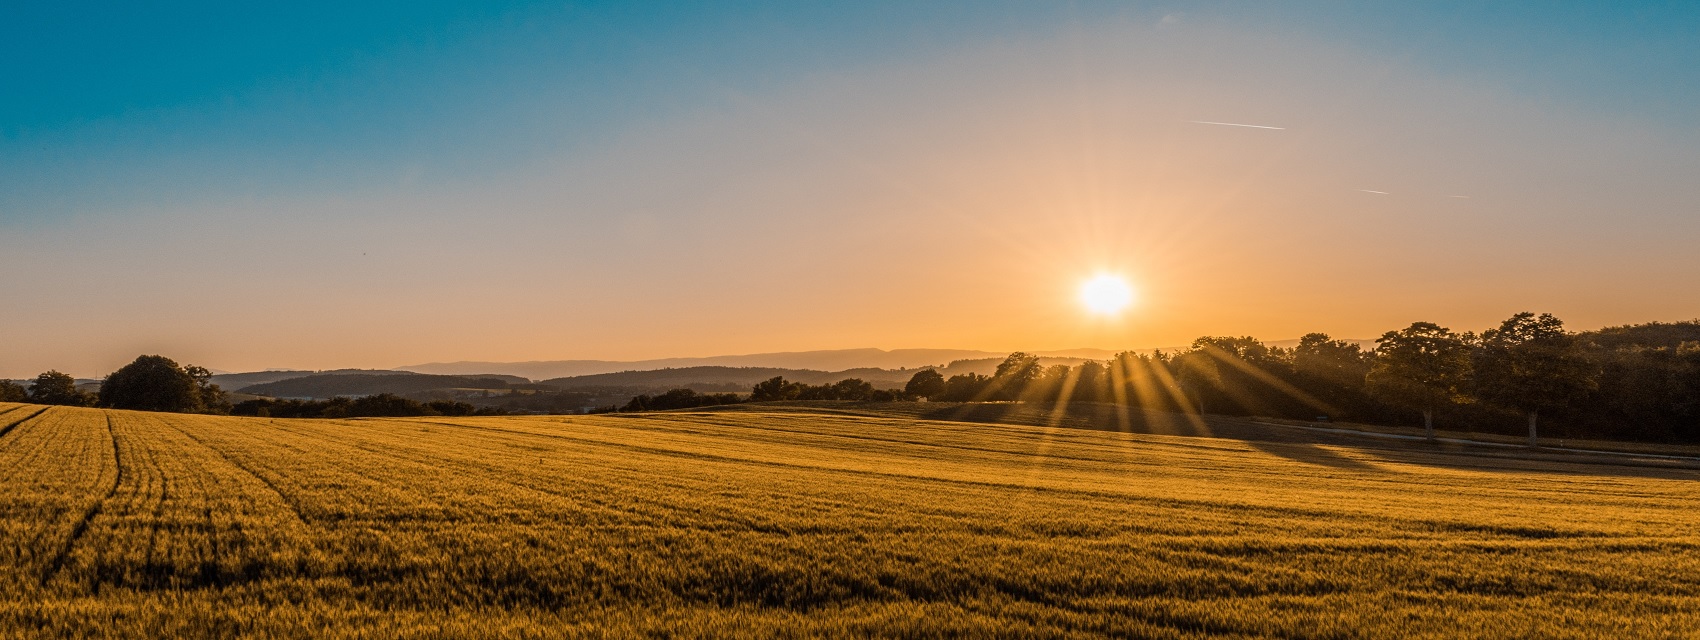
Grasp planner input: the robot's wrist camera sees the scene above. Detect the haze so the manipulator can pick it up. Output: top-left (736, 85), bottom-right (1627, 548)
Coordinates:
top-left (4, 2), bottom-right (1699, 377)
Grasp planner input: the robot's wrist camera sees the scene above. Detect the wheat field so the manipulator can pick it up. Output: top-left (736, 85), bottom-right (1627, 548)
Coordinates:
top-left (1, 401), bottom-right (1697, 638)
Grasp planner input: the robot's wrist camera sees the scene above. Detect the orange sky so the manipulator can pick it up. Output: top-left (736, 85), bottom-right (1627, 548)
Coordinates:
top-left (3, 15), bottom-right (1699, 377)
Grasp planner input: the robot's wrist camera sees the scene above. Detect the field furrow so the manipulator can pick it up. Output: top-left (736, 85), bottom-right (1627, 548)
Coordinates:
top-left (1, 405), bottom-right (1699, 637)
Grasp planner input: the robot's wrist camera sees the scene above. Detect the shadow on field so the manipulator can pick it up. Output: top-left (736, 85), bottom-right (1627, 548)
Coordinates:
top-left (694, 401), bottom-right (1700, 480)
top-left (1243, 440), bottom-right (1382, 472)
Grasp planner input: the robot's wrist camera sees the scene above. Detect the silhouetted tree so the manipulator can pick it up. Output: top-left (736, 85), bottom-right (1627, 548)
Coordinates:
top-left (99, 355), bottom-right (204, 413)
top-left (830, 378), bottom-right (875, 401)
top-left (904, 369), bottom-right (946, 400)
top-left (624, 388), bottom-right (743, 411)
top-left (1474, 312), bottom-right (1597, 446)
top-left (1067, 361), bottom-right (1110, 403)
top-left (29, 370), bottom-right (94, 406)
top-left (1366, 322), bottom-right (1472, 439)
top-left (1291, 333), bottom-right (1373, 417)
top-left (990, 352), bottom-right (1043, 401)
top-left (184, 365), bottom-right (230, 414)
top-left (426, 400), bottom-right (479, 416)
top-left (0, 381), bottom-right (26, 402)
top-left (750, 376), bottom-right (800, 402)
top-left (1172, 351), bottom-right (1220, 414)
top-left (936, 373), bottom-right (990, 402)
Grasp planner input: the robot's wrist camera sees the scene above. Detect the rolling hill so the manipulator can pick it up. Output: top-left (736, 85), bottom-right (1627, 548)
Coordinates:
top-left (398, 347), bottom-right (1126, 380)
top-left (238, 372), bottom-right (533, 399)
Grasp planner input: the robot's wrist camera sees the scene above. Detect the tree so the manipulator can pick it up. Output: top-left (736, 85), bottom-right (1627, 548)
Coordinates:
top-left (1292, 333), bottom-right (1373, 417)
top-left (1171, 351), bottom-right (1220, 414)
top-left (1474, 312), bottom-right (1597, 447)
top-left (1293, 333), bottom-right (1370, 388)
top-left (990, 352), bottom-right (1043, 401)
top-left (99, 355), bottom-right (204, 413)
top-left (1067, 361), bottom-right (1110, 403)
top-left (29, 370), bottom-right (94, 406)
top-left (749, 376), bottom-right (799, 402)
top-left (185, 365), bottom-right (231, 414)
top-left (829, 378), bottom-right (875, 401)
top-left (936, 373), bottom-right (990, 402)
top-left (0, 380), bottom-right (26, 402)
top-left (904, 369), bottom-right (946, 400)
top-left (1365, 322), bottom-right (1471, 439)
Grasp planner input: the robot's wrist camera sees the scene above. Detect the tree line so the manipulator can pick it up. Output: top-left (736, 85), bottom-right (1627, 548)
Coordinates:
top-left (0, 355), bottom-right (504, 419)
top-left (933, 313), bottom-right (1700, 444)
top-left (620, 313), bottom-right (1700, 445)
top-left (1, 356), bottom-right (229, 413)
top-left (230, 395), bottom-right (502, 418)
top-left (11, 313), bottom-right (1700, 444)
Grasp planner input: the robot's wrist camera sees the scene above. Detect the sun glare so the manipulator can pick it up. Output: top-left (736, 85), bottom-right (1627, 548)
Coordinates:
top-left (1079, 274), bottom-right (1135, 316)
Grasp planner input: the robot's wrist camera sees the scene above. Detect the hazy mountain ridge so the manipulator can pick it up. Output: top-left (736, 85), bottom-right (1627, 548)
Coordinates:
top-left (220, 341), bottom-right (1386, 399)
top-left (399, 347), bottom-right (1130, 380)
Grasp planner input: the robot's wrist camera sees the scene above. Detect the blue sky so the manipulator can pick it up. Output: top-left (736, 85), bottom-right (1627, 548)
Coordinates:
top-left (6, 2), bottom-right (1695, 220)
top-left (3, 2), bottom-right (1699, 375)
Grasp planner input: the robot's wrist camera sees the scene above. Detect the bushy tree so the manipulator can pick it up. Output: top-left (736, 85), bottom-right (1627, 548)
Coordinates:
top-left (750, 376), bottom-right (800, 402)
top-left (29, 370), bottom-right (94, 406)
top-left (99, 355), bottom-right (204, 413)
top-left (1291, 333), bottom-right (1373, 417)
top-left (989, 352), bottom-right (1043, 401)
top-left (623, 388), bottom-right (742, 412)
top-left (904, 369), bottom-right (945, 400)
top-left (0, 380), bottom-right (26, 402)
top-left (1474, 312), bottom-right (1597, 446)
top-left (1366, 322), bottom-right (1472, 438)
top-left (829, 378), bottom-right (875, 401)
top-left (1066, 361), bottom-right (1110, 403)
top-left (1172, 351), bottom-right (1220, 414)
top-left (185, 365), bottom-right (230, 414)
top-left (935, 373), bottom-right (990, 402)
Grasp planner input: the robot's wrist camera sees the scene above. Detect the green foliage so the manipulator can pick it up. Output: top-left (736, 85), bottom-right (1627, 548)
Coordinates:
top-left (934, 373), bottom-right (990, 402)
top-left (903, 369), bottom-right (945, 400)
top-left (231, 394), bottom-right (495, 418)
top-left (0, 381), bottom-right (25, 403)
top-left (98, 355), bottom-right (204, 413)
top-left (622, 388), bottom-right (743, 412)
top-left (1365, 322), bottom-right (1473, 428)
top-left (1172, 351), bottom-right (1221, 412)
top-left (1474, 313), bottom-right (1600, 443)
top-left (750, 376), bottom-right (800, 401)
top-left (1474, 312), bottom-right (1598, 415)
top-left (27, 370), bottom-right (94, 406)
top-left (988, 352), bottom-right (1043, 401)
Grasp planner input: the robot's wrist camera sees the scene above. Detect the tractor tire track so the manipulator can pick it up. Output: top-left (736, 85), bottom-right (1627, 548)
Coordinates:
top-left (0, 406), bottom-right (50, 446)
top-left (158, 417), bottom-right (311, 526)
top-left (39, 413), bottom-right (123, 587)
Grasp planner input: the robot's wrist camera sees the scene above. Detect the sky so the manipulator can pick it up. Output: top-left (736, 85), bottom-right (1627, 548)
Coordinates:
top-left (3, 1), bottom-right (1700, 377)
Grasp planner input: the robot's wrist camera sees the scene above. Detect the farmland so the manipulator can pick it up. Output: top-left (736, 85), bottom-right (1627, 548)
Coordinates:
top-left (1, 401), bottom-right (1698, 638)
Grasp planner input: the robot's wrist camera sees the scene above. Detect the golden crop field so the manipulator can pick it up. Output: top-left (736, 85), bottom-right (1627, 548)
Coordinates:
top-left (1, 400), bottom-right (1698, 638)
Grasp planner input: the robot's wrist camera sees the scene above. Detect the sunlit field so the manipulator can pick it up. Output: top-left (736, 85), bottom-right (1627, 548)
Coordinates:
top-left (2, 400), bottom-right (1698, 638)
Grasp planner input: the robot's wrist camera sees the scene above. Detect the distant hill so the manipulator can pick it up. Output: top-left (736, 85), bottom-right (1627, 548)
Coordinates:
top-left (401, 349), bottom-right (998, 380)
top-left (1580, 321), bottom-right (1700, 350)
top-left (240, 372), bottom-right (530, 399)
top-left (209, 370), bottom-right (316, 389)
top-left (399, 347), bottom-right (1140, 380)
top-left (540, 366), bottom-right (920, 394)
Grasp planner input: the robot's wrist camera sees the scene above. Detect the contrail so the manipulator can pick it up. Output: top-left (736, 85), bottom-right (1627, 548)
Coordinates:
top-left (1190, 120), bottom-right (1285, 130)
top-left (1358, 189), bottom-right (1388, 195)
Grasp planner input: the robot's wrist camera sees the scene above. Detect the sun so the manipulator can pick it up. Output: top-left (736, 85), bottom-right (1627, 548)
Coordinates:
top-left (1079, 274), bottom-right (1135, 316)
